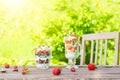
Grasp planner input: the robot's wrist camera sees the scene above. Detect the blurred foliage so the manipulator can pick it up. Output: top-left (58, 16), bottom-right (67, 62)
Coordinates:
top-left (0, 0), bottom-right (120, 66)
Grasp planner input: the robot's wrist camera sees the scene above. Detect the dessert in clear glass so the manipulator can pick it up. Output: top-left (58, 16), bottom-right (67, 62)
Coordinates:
top-left (34, 45), bottom-right (51, 69)
top-left (64, 34), bottom-right (80, 69)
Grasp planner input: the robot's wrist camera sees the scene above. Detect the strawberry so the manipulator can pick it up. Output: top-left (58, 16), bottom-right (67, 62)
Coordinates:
top-left (43, 50), bottom-right (47, 54)
top-left (13, 66), bottom-right (18, 69)
top-left (88, 63), bottom-right (95, 70)
top-left (13, 66), bottom-right (18, 72)
top-left (22, 70), bottom-right (26, 75)
top-left (22, 68), bottom-right (28, 71)
top-left (21, 67), bottom-right (30, 75)
top-left (71, 47), bottom-right (77, 52)
top-left (5, 64), bottom-right (10, 68)
top-left (73, 37), bottom-right (78, 41)
top-left (66, 45), bottom-right (73, 50)
top-left (52, 67), bottom-right (61, 75)
top-left (71, 34), bottom-right (76, 36)
top-left (70, 67), bottom-right (76, 72)
top-left (65, 40), bottom-right (71, 44)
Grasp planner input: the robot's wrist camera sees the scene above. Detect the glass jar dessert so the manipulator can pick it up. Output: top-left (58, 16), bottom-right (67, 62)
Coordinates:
top-left (34, 45), bottom-right (51, 69)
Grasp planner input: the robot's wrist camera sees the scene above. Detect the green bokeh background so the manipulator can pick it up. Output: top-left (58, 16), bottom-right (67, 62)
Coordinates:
top-left (0, 0), bottom-right (120, 66)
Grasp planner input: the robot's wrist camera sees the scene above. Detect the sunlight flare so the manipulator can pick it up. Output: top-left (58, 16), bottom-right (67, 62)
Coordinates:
top-left (1, 0), bottom-right (23, 8)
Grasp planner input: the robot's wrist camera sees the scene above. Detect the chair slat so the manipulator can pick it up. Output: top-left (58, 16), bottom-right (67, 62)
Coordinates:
top-left (114, 34), bottom-right (120, 65)
top-left (80, 32), bottom-right (120, 66)
top-left (95, 40), bottom-right (98, 64)
top-left (90, 40), bottom-right (94, 63)
top-left (80, 39), bottom-right (86, 65)
top-left (100, 40), bottom-right (103, 65)
top-left (104, 39), bottom-right (108, 65)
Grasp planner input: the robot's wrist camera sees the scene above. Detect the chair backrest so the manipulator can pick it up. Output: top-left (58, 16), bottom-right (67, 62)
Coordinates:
top-left (80, 32), bottom-right (120, 66)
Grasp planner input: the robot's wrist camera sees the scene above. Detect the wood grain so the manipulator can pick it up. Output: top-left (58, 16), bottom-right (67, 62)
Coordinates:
top-left (0, 66), bottom-right (120, 80)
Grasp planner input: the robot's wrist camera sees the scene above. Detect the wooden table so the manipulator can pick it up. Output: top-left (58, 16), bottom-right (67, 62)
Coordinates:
top-left (0, 66), bottom-right (120, 80)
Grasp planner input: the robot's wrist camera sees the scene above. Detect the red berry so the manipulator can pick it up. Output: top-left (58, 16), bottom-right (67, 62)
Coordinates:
top-left (88, 63), bottom-right (95, 70)
top-left (21, 68), bottom-right (30, 74)
top-left (52, 67), bottom-right (61, 75)
top-left (73, 37), bottom-right (78, 41)
top-left (66, 45), bottom-right (73, 50)
top-left (70, 67), bottom-right (75, 72)
top-left (71, 34), bottom-right (76, 36)
top-left (14, 66), bottom-right (18, 69)
top-left (65, 40), bottom-right (71, 44)
top-left (5, 64), bottom-right (10, 68)
top-left (22, 68), bottom-right (28, 71)
top-left (22, 70), bottom-right (26, 75)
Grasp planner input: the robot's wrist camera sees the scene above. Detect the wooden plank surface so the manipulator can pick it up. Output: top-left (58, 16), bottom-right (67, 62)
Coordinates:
top-left (0, 66), bottom-right (120, 80)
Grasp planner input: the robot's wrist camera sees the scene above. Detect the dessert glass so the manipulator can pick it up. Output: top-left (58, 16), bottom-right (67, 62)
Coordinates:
top-left (34, 45), bottom-right (51, 69)
top-left (64, 34), bottom-right (80, 69)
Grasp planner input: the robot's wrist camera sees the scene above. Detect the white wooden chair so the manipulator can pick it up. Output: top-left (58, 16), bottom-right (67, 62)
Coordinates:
top-left (80, 32), bottom-right (120, 66)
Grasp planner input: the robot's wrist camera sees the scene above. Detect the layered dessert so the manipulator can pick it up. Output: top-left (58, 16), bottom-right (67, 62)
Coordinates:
top-left (64, 34), bottom-right (79, 58)
top-left (64, 34), bottom-right (80, 68)
top-left (34, 45), bottom-right (51, 69)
